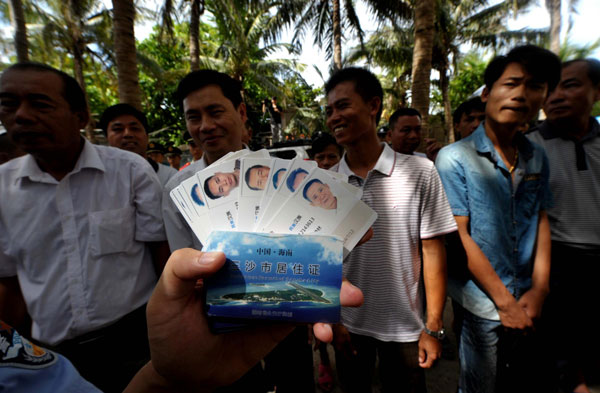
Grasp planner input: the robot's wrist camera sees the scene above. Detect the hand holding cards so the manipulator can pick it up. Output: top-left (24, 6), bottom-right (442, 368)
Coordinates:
top-left (169, 150), bottom-right (377, 329)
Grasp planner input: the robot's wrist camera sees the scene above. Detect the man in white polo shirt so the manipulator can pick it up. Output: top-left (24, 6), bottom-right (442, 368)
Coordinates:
top-left (325, 67), bottom-right (457, 393)
top-left (527, 58), bottom-right (600, 393)
top-left (0, 62), bottom-right (168, 392)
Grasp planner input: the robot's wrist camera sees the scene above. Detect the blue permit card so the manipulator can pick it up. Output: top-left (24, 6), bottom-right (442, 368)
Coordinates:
top-left (203, 231), bottom-right (343, 324)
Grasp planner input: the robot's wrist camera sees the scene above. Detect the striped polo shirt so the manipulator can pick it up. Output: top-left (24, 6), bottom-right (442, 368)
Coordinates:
top-left (332, 143), bottom-right (457, 342)
top-left (527, 118), bottom-right (600, 248)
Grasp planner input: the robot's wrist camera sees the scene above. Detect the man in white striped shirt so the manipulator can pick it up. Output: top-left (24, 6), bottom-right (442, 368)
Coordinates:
top-left (325, 67), bottom-right (457, 393)
top-left (527, 58), bottom-right (600, 393)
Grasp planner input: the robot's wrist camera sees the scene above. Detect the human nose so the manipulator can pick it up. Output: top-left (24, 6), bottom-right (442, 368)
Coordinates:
top-left (199, 116), bottom-right (216, 133)
top-left (123, 126), bottom-right (135, 138)
top-left (14, 102), bottom-right (35, 123)
top-left (545, 86), bottom-right (564, 104)
top-left (326, 110), bottom-right (339, 129)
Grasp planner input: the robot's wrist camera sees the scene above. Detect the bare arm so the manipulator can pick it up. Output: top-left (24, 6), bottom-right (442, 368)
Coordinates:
top-left (517, 211), bottom-right (551, 320)
top-left (418, 236), bottom-right (447, 368)
top-left (454, 215), bottom-right (532, 329)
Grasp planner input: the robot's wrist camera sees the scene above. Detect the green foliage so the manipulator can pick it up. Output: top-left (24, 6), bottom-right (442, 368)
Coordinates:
top-left (137, 24), bottom-right (191, 145)
top-left (448, 52), bottom-right (487, 111)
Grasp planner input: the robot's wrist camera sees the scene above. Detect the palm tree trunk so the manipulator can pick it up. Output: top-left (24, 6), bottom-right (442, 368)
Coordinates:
top-left (112, 0), bottom-right (142, 109)
top-left (332, 0), bottom-right (342, 71)
top-left (64, 0), bottom-right (96, 142)
top-left (189, 0), bottom-right (203, 71)
top-left (8, 0), bottom-right (28, 62)
top-left (546, 0), bottom-right (561, 55)
top-left (440, 67), bottom-right (454, 143)
top-left (72, 40), bottom-right (96, 142)
top-left (411, 0), bottom-right (436, 137)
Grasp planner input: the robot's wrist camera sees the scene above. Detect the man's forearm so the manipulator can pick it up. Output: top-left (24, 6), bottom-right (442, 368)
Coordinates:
top-left (422, 236), bottom-right (447, 330)
top-left (454, 216), bottom-right (515, 309)
top-left (531, 211), bottom-right (551, 295)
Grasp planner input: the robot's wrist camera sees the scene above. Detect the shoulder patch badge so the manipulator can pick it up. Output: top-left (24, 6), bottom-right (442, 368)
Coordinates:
top-left (0, 321), bottom-right (57, 369)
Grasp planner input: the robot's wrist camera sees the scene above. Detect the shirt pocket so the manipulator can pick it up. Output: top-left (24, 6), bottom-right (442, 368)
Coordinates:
top-left (88, 206), bottom-right (136, 257)
top-left (518, 178), bottom-right (541, 218)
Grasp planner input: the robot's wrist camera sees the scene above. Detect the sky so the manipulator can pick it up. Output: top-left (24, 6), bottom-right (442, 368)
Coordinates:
top-left (3, 0), bottom-right (600, 87)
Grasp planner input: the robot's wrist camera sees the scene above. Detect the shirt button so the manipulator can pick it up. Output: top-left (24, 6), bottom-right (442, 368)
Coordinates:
top-left (514, 248), bottom-right (518, 252)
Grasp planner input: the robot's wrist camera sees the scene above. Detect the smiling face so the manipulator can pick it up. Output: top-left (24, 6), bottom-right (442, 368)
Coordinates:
top-left (390, 115), bottom-right (422, 155)
top-left (247, 166), bottom-right (270, 190)
top-left (183, 84), bottom-right (246, 165)
top-left (207, 171), bottom-right (239, 198)
top-left (0, 69), bottom-right (87, 160)
top-left (305, 181), bottom-right (337, 210)
top-left (482, 62), bottom-right (548, 130)
top-left (106, 114), bottom-right (148, 156)
top-left (325, 81), bottom-right (380, 147)
top-left (544, 61), bottom-right (600, 128)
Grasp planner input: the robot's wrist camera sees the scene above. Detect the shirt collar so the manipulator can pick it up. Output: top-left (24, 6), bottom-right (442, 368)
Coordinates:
top-left (16, 138), bottom-right (106, 183)
top-left (337, 142), bottom-right (395, 178)
top-left (538, 117), bottom-right (600, 142)
top-left (472, 123), bottom-right (534, 162)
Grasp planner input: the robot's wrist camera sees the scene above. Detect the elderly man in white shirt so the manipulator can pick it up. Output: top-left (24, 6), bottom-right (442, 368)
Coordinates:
top-left (0, 62), bottom-right (169, 393)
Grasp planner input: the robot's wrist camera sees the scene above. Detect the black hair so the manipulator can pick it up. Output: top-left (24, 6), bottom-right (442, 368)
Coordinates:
top-left (484, 45), bottom-right (561, 92)
top-left (286, 168), bottom-right (309, 192)
top-left (311, 133), bottom-right (342, 156)
top-left (204, 175), bottom-right (220, 200)
top-left (303, 178), bottom-right (323, 202)
top-left (562, 58), bottom-right (600, 86)
top-left (325, 67), bottom-right (384, 124)
top-left (244, 164), bottom-right (268, 191)
top-left (453, 97), bottom-right (486, 125)
top-left (176, 69), bottom-right (242, 109)
top-left (388, 108), bottom-right (422, 129)
top-left (98, 103), bottom-right (149, 136)
top-left (3, 62), bottom-right (88, 115)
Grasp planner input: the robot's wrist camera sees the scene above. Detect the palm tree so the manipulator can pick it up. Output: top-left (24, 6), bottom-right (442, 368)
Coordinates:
top-left (158, 0), bottom-right (205, 71)
top-left (112, 0), bottom-right (142, 109)
top-left (277, 0), bottom-right (365, 71)
top-left (189, 0), bottom-right (204, 71)
top-left (8, 0), bottom-right (28, 61)
top-left (411, 0), bottom-right (436, 136)
top-left (29, 0), bottom-right (109, 140)
top-left (546, 0), bottom-right (561, 54)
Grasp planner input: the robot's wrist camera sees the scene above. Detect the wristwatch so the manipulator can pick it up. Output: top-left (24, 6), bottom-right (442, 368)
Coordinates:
top-left (424, 327), bottom-right (446, 340)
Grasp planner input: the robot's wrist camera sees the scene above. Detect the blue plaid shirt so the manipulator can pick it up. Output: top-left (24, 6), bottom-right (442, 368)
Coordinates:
top-left (436, 125), bottom-right (552, 320)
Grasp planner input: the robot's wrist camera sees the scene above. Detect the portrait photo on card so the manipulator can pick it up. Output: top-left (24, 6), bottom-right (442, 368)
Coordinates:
top-left (240, 158), bottom-right (272, 196)
top-left (238, 157), bottom-right (274, 231)
top-left (197, 158), bottom-right (241, 208)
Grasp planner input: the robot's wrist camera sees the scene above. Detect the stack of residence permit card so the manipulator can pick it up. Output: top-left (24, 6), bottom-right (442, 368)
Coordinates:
top-left (170, 149), bottom-right (377, 331)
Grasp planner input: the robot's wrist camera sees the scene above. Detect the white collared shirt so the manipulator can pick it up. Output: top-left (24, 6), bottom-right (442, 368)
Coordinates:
top-left (0, 140), bottom-right (166, 345)
top-left (332, 143), bottom-right (456, 342)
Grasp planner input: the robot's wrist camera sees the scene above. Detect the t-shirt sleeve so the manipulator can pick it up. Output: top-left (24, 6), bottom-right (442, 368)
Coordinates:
top-left (132, 159), bottom-right (166, 242)
top-left (420, 162), bottom-right (458, 239)
top-left (435, 146), bottom-right (470, 217)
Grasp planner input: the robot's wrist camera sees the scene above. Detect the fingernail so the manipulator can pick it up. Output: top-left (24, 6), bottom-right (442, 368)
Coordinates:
top-left (198, 252), bottom-right (217, 265)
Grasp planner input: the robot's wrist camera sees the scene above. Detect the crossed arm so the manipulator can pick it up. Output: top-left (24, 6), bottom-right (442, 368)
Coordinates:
top-left (454, 211), bottom-right (551, 329)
